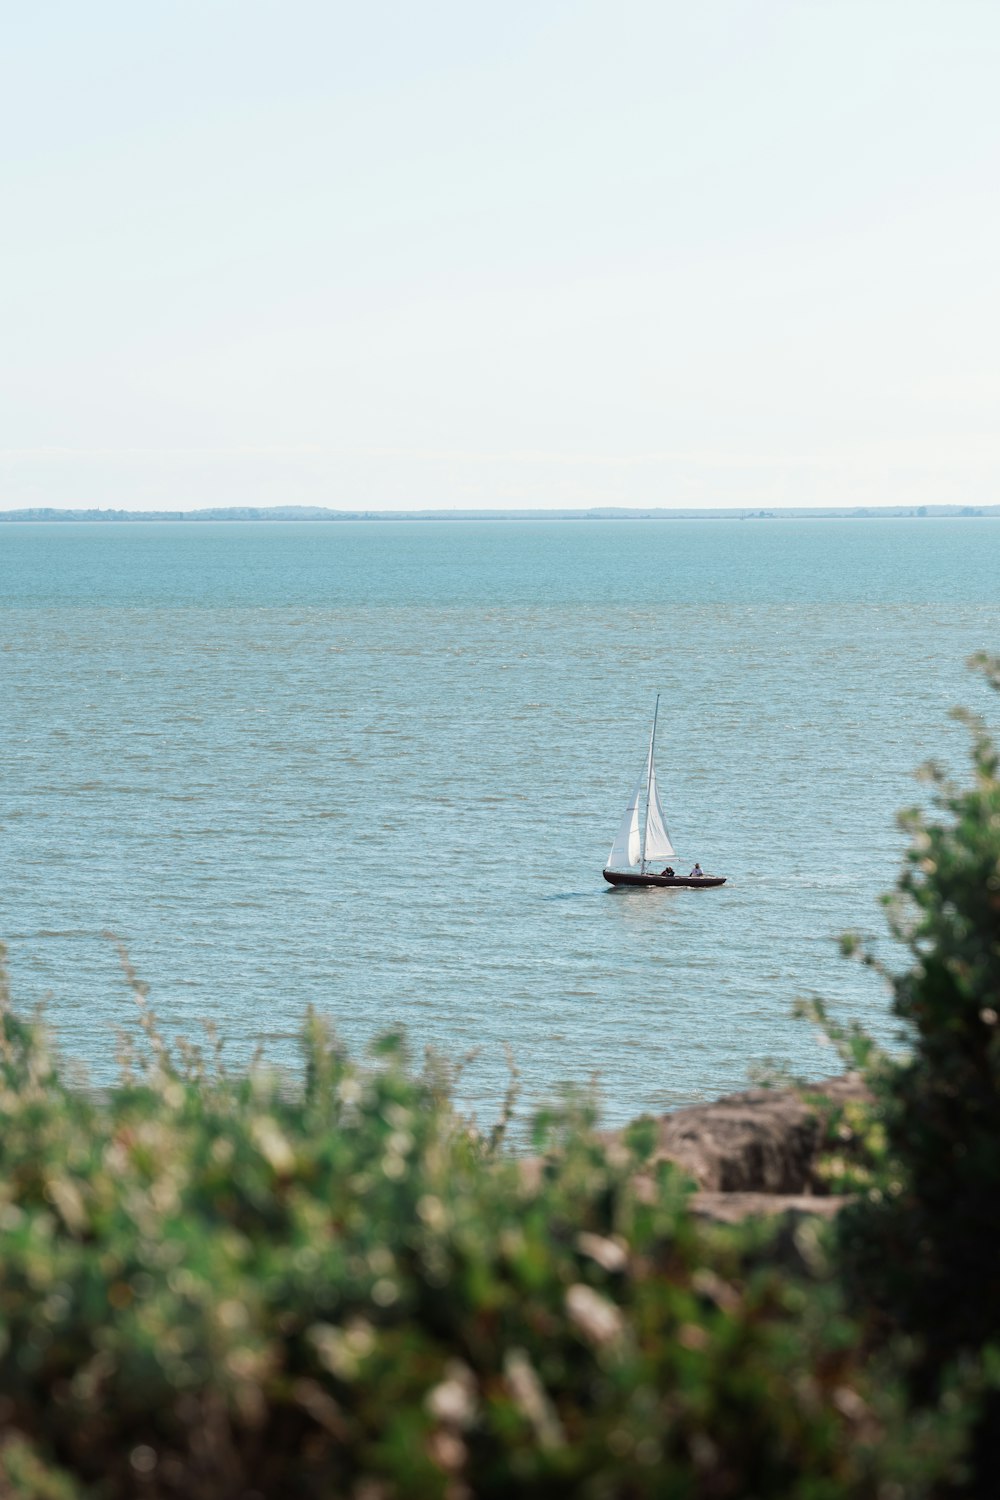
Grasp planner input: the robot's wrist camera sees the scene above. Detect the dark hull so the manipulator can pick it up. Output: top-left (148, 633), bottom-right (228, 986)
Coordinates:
top-left (603, 869), bottom-right (726, 889)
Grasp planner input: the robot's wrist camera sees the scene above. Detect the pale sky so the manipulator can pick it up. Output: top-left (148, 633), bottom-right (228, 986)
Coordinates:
top-left (2, 2), bottom-right (998, 512)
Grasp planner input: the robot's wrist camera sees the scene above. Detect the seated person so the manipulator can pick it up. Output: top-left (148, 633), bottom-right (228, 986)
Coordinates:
top-left (661, 865), bottom-right (675, 877)
top-left (689, 862), bottom-right (704, 878)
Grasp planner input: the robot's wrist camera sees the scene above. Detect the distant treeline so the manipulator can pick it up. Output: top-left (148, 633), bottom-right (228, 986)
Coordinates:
top-left (0, 505), bottom-right (997, 522)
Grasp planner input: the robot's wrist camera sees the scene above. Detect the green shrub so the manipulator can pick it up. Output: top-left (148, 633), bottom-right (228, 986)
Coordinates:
top-left (835, 653), bottom-right (1000, 1493)
top-left (0, 960), bottom-right (952, 1499)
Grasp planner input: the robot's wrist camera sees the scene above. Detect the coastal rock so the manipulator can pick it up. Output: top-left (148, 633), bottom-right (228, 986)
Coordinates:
top-left (628, 1073), bottom-right (870, 1197)
top-left (522, 1075), bottom-right (872, 1222)
top-left (688, 1191), bottom-right (853, 1224)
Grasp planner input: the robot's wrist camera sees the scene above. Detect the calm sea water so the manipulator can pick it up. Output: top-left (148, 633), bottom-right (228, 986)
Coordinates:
top-left (2, 520), bottom-right (998, 1126)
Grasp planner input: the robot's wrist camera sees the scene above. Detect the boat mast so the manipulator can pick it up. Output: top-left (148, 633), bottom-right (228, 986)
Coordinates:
top-left (640, 693), bottom-right (660, 874)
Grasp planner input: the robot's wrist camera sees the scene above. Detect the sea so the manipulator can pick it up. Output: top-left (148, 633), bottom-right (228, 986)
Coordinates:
top-left (2, 519), bottom-right (998, 1128)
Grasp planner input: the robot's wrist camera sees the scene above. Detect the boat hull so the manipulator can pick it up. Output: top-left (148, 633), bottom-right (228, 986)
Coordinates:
top-left (603, 869), bottom-right (726, 889)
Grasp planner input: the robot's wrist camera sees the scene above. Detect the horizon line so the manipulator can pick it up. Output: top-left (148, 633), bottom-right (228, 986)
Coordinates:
top-left (1, 503), bottom-right (998, 523)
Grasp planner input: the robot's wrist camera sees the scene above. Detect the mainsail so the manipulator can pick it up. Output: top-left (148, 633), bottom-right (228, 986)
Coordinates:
top-left (642, 759), bottom-right (676, 862)
top-left (606, 697), bottom-right (676, 871)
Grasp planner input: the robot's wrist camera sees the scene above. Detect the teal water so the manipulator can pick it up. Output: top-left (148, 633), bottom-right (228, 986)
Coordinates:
top-left (2, 519), bottom-right (998, 1124)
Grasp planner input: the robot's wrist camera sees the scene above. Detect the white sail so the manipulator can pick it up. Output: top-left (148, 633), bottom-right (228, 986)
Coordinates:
top-left (606, 696), bottom-right (677, 871)
top-left (607, 774), bottom-right (644, 869)
top-left (643, 760), bottom-right (676, 861)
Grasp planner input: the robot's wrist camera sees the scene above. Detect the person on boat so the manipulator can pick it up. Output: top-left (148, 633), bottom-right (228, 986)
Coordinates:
top-left (661, 865), bottom-right (675, 877)
top-left (689, 862), bottom-right (704, 878)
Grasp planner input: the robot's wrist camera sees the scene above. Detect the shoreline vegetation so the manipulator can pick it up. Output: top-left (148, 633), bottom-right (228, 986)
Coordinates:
top-left (1, 656), bottom-right (998, 1496)
top-left (1, 504), bottom-right (998, 523)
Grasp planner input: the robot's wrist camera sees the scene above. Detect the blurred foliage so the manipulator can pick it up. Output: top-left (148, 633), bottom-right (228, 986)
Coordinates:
top-left (810, 1092), bottom-right (887, 1200)
top-left (0, 959), bottom-right (959, 1499)
top-left (831, 654), bottom-right (1000, 1494)
top-left (787, 1002), bottom-right (891, 1198)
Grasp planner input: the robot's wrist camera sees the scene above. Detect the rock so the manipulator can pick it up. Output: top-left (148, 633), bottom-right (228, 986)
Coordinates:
top-left (611, 1073), bottom-right (871, 1198)
top-left (522, 1074), bottom-right (873, 1223)
top-left (688, 1191), bottom-right (853, 1225)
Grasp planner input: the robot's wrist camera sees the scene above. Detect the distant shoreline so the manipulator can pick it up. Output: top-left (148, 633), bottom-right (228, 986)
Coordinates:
top-left (1, 505), bottom-right (997, 523)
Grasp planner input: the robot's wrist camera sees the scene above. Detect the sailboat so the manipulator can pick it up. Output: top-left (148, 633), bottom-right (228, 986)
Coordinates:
top-left (602, 696), bottom-right (726, 889)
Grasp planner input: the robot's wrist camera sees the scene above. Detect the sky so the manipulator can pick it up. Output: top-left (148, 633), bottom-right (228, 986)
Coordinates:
top-left (2, 1), bottom-right (999, 512)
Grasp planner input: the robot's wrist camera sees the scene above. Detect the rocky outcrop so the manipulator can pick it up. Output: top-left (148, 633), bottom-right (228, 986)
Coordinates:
top-left (633, 1074), bottom-right (868, 1192)
top-left (687, 1190), bottom-right (852, 1224)
top-left (605, 1074), bottom-right (872, 1223)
